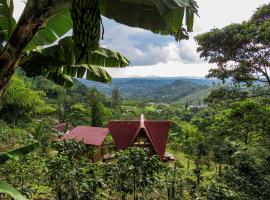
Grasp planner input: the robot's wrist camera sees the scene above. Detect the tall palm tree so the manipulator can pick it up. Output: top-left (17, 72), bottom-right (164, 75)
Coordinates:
top-left (0, 0), bottom-right (198, 96)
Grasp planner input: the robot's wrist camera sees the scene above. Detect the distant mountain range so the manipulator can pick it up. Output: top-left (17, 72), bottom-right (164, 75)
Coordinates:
top-left (79, 77), bottom-right (219, 102)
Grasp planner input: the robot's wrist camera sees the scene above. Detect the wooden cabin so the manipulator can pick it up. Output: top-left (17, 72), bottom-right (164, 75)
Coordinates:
top-left (59, 126), bottom-right (110, 162)
top-left (108, 114), bottom-right (173, 161)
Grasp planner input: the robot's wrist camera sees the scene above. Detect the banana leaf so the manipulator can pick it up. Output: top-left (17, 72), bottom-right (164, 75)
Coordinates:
top-left (100, 0), bottom-right (198, 40)
top-left (0, 143), bottom-right (40, 164)
top-left (0, 0), bottom-right (16, 40)
top-left (26, 0), bottom-right (197, 49)
top-left (0, 181), bottom-right (27, 200)
top-left (26, 8), bottom-right (73, 50)
top-left (42, 65), bottom-right (112, 87)
top-left (22, 36), bottom-right (129, 68)
top-left (20, 36), bottom-right (129, 86)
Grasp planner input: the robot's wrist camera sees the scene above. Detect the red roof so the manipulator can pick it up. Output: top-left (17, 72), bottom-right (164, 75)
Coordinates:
top-left (54, 123), bottom-right (68, 133)
top-left (59, 126), bottom-right (109, 146)
top-left (108, 115), bottom-right (170, 159)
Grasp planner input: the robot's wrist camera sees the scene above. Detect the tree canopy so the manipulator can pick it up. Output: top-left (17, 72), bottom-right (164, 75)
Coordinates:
top-left (196, 3), bottom-right (270, 90)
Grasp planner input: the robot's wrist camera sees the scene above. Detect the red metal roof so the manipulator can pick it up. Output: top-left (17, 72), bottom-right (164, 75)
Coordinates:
top-left (59, 126), bottom-right (109, 146)
top-left (108, 115), bottom-right (170, 159)
top-left (54, 123), bottom-right (67, 133)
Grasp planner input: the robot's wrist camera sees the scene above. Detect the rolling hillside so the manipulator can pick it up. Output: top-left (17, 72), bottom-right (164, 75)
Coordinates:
top-left (79, 77), bottom-right (218, 102)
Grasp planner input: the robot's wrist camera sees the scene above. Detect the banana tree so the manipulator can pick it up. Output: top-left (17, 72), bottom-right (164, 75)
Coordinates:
top-left (0, 0), bottom-right (198, 96)
top-left (0, 143), bottom-right (39, 200)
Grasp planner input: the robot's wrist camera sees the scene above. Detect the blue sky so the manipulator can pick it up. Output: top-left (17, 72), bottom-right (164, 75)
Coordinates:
top-left (14, 0), bottom-right (269, 78)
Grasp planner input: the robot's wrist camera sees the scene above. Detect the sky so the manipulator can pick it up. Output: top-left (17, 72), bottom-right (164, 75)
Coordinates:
top-left (14, 0), bottom-right (269, 78)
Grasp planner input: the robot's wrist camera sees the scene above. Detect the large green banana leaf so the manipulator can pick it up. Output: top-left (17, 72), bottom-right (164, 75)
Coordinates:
top-left (100, 0), bottom-right (198, 40)
top-left (26, 8), bottom-right (73, 51)
top-left (20, 36), bottom-right (129, 86)
top-left (41, 64), bottom-right (112, 87)
top-left (0, 181), bottom-right (27, 200)
top-left (22, 36), bottom-right (129, 69)
top-left (0, 0), bottom-right (16, 41)
top-left (0, 143), bottom-right (40, 164)
top-left (0, 0), bottom-right (197, 47)
top-left (24, 0), bottom-right (197, 49)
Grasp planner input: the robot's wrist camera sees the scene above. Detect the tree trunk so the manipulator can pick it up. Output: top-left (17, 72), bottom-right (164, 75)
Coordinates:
top-left (187, 158), bottom-right (190, 173)
top-left (218, 164), bottom-right (222, 176)
top-left (0, 0), bottom-right (70, 96)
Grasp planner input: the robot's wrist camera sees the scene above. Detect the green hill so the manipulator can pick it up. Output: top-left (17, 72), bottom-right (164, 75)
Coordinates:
top-left (79, 77), bottom-right (216, 102)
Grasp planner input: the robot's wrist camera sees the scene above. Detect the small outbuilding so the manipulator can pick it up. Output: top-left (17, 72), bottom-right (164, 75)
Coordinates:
top-left (54, 123), bottom-right (69, 133)
top-left (59, 126), bottom-right (110, 162)
top-left (108, 114), bottom-right (171, 160)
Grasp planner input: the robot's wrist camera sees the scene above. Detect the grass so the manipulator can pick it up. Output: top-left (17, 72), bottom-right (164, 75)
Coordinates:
top-left (167, 147), bottom-right (218, 187)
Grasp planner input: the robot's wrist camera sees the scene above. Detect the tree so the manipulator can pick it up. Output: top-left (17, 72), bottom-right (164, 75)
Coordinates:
top-left (88, 87), bottom-right (105, 105)
top-left (91, 101), bottom-right (105, 127)
top-left (196, 3), bottom-right (270, 90)
top-left (164, 161), bottom-right (186, 200)
top-left (104, 148), bottom-right (163, 200)
top-left (0, 0), bottom-right (198, 96)
top-left (88, 88), bottom-right (105, 126)
top-left (47, 140), bottom-right (101, 200)
top-left (68, 103), bottom-right (91, 126)
top-left (221, 151), bottom-right (270, 199)
top-left (209, 99), bottom-right (270, 145)
top-left (111, 87), bottom-right (122, 109)
top-left (0, 74), bottom-right (55, 125)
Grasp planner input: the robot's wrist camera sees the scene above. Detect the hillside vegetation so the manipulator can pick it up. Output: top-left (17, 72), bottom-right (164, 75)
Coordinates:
top-left (0, 72), bottom-right (269, 199)
top-left (80, 77), bottom-right (216, 103)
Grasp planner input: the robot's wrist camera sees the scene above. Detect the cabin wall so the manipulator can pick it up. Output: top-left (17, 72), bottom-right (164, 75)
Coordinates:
top-left (93, 146), bottom-right (102, 162)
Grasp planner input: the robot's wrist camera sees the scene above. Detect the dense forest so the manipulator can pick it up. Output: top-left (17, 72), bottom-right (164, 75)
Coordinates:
top-left (0, 0), bottom-right (270, 200)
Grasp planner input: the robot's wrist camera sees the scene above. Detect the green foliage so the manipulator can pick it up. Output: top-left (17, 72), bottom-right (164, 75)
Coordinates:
top-left (111, 87), bottom-right (122, 110)
top-left (207, 181), bottom-right (235, 200)
top-left (83, 78), bottom-right (212, 103)
top-left (0, 143), bottom-right (39, 165)
top-left (21, 37), bottom-right (130, 87)
top-left (0, 181), bottom-right (27, 200)
top-left (250, 3), bottom-right (270, 25)
top-left (221, 151), bottom-right (270, 199)
top-left (33, 118), bottom-right (57, 154)
top-left (0, 127), bottom-right (41, 199)
top-left (0, 0), bottom-right (16, 41)
top-left (209, 99), bottom-right (270, 144)
top-left (164, 161), bottom-right (186, 200)
top-left (26, 9), bottom-right (73, 51)
top-left (47, 140), bottom-right (101, 200)
top-left (104, 147), bottom-right (164, 199)
top-left (91, 101), bottom-right (105, 127)
top-left (0, 121), bottom-right (33, 152)
top-left (0, 153), bottom-right (46, 199)
top-left (89, 88), bottom-right (106, 127)
top-left (100, 0), bottom-right (198, 41)
top-left (0, 75), bottom-right (55, 124)
top-left (68, 103), bottom-right (91, 126)
top-left (196, 3), bottom-right (270, 89)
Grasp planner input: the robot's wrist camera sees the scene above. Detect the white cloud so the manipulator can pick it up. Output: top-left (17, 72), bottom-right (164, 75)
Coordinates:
top-left (13, 1), bottom-right (25, 21)
top-left (195, 0), bottom-right (269, 31)
top-left (104, 61), bottom-right (214, 78)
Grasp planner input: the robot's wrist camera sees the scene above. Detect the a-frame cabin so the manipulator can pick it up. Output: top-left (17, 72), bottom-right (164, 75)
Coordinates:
top-left (108, 114), bottom-right (171, 160)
